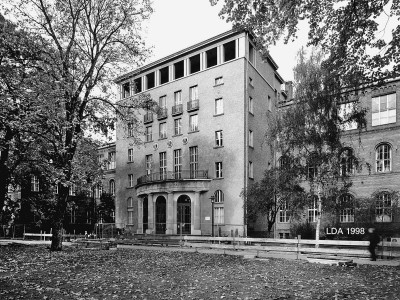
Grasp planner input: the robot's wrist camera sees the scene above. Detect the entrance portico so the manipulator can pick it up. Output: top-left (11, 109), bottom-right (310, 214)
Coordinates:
top-left (135, 176), bottom-right (211, 235)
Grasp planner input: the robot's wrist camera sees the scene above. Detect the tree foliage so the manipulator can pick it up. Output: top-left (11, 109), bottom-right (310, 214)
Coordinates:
top-left (1, 0), bottom-right (154, 250)
top-left (211, 0), bottom-right (400, 81)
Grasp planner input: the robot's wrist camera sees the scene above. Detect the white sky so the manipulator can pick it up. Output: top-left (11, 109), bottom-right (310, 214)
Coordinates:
top-left (142, 0), bottom-right (309, 82)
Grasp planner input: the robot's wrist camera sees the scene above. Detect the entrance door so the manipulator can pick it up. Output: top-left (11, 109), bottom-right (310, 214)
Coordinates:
top-left (177, 195), bottom-right (191, 234)
top-left (143, 197), bottom-right (148, 232)
top-left (155, 196), bottom-right (166, 234)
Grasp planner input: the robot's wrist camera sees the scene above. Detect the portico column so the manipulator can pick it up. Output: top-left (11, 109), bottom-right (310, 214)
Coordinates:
top-left (146, 193), bottom-right (154, 234)
top-left (137, 197), bottom-right (143, 234)
top-left (192, 191), bottom-right (201, 235)
top-left (166, 192), bottom-right (174, 234)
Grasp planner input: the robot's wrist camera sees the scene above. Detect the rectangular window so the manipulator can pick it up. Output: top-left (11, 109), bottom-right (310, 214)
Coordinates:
top-left (189, 114), bottom-right (198, 132)
top-left (159, 95), bottom-right (167, 108)
top-left (189, 146), bottom-right (198, 178)
top-left (159, 66), bottom-right (169, 84)
top-left (145, 126), bottom-right (152, 142)
top-left (128, 149), bottom-right (134, 162)
top-left (174, 118), bottom-right (182, 135)
top-left (206, 47), bottom-right (218, 68)
top-left (372, 93), bottom-right (396, 126)
top-left (279, 201), bottom-right (290, 223)
top-left (268, 95), bottom-right (272, 111)
top-left (174, 90), bottom-right (182, 105)
top-left (308, 199), bottom-right (317, 223)
top-left (249, 42), bottom-right (255, 65)
top-left (189, 54), bottom-right (201, 74)
top-left (223, 40), bottom-right (236, 62)
top-left (133, 78), bottom-right (142, 94)
top-left (215, 98), bottom-right (223, 115)
top-left (338, 102), bottom-right (357, 130)
top-left (174, 60), bottom-right (184, 79)
top-left (128, 123), bottom-right (134, 137)
top-left (214, 207), bottom-right (224, 224)
top-left (215, 76), bottom-right (223, 85)
top-left (122, 82), bottom-right (130, 98)
top-left (249, 161), bottom-right (254, 178)
top-left (69, 184), bottom-right (76, 196)
top-left (215, 162), bottom-right (223, 178)
top-left (249, 96), bottom-right (254, 114)
top-left (249, 130), bottom-right (253, 147)
top-left (108, 151), bottom-right (116, 170)
top-left (189, 85), bottom-right (198, 101)
top-left (173, 149), bottom-right (182, 179)
top-left (215, 130), bottom-right (223, 147)
top-left (146, 155), bottom-right (153, 175)
top-left (159, 122), bottom-right (167, 139)
top-left (159, 152), bottom-right (167, 180)
top-left (128, 174), bottom-right (134, 187)
top-left (146, 72), bottom-right (155, 89)
top-left (31, 175), bottom-right (39, 192)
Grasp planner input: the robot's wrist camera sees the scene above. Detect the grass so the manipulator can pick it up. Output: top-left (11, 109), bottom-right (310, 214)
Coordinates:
top-left (0, 244), bottom-right (399, 299)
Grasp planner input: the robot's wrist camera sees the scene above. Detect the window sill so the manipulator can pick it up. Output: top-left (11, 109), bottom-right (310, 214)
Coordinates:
top-left (144, 140), bottom-right (154, 144)
top-left (127, 187), bottom-right (134, 189)
top-left (158, 137), bottom-right (167, 141)
top-left (214, 146), bottom-right (224, 149)
top-left (127, 161), bottom-right (134, 164)
top-left (214, 83), bottom-right (224, 87)
top-left (213, 113), bottom-right (224, 117)
top-left (249, 146), bottom-right (254, 149)
top-left (214, 177), bottom-right (224, 180)
top-left (188, 130), bottom-right (199, 134)
top-left (173, 134), bottom-right (183, 137)
top-left (249, 112), bottom-right (254, 116)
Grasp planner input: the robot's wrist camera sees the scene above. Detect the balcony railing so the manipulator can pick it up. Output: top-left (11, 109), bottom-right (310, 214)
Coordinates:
top-left (172, 104), bottom-right (183, 116)
top-left (136, 170), bottom-right (209, 186)
top-left (187, 100), bottom-right (199, 112)
top-left (157, 108), bottom-right (168, 120)
top-left (144, 113), bottom-right (153, 123)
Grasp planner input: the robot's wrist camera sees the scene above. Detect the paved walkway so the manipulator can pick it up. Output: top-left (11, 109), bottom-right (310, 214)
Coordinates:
top-left (1, 239), bottom-right (399, 266)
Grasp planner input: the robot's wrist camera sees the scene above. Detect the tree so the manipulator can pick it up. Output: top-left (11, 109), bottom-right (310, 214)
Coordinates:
top-left (211, 0), bottom-right (400, 81)
top-left (243, 164), bottom-right (305, 236)
top-left (270, 48), bottom-right (367, 245)
top-left (1, 0), bottom-right (155, 250)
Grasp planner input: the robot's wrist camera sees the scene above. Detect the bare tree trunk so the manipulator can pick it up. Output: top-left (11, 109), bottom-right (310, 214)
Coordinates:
top-left (51, 222), bottom-right (63, 251)
top-left (315, 184), bottom-right (322, 248)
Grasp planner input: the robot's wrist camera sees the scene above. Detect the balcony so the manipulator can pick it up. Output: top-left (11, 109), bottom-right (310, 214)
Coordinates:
top-left (136, 170), bottom-right (209, 186)
top-left (157, 108), bottom-right (168, 120)
top-left (172, 104), bottom-right (183, 116)
top-left (187, 100), bottom-right (199, 112)
top-left (144, 113), bottom-right (153, 123)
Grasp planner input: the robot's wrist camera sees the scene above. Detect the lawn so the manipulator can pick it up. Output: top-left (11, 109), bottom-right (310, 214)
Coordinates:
top-left (0, 244), bottom-right (399, 300)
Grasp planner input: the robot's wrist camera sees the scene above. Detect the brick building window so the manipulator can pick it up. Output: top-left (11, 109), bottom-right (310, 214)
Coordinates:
top-left (376, 143), bottom-right (391, 173)
top-left (215, 130), bottom-right (223, 147)
top-left (339, 194), bottom-right (354, 223)
top-left (145, 126), bottom-right (152, 142)
top-left (340, 148), bottom-right (354, 176)
top-left (174, 118), bottom-right (182, 135)
top-left (128, 149), bottom-right (134, 162)
top-left (215, 98), bottom-right (223, 115)
top-left (375, 192), bottom-right (393, 222)
top-left (31, 175), bottom-right (40, 192)
top-left (109, 179), bottom-right (115, 196)
top-left (189, 114), bottom-right (198, 132)
top-left (215, 162), bottom-right (223, 178)
top-left (127, 197), bottom-right (134, 225)
top-left (372, 93), bottom-right (396, 126)
top-left (279, 200), bottom-right (290, 223)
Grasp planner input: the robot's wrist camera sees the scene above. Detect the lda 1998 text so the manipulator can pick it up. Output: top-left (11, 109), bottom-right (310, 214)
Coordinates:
top-left (325, 227), bottom-right (365, 235)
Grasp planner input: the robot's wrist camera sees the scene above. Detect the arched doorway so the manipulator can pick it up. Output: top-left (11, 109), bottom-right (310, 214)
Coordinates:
top-left (155, 196), bottom-right (166, 234)
top-left (177, 195), bottom-right (191, 234)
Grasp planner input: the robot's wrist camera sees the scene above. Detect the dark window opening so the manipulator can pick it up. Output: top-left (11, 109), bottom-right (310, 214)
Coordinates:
top-left (206, 48), bottom-right (218, 68)
top-left (146, 72), bottom-right (155, 89)
top-left (122, 82), bottom-right (130, 98)
top-left (249, 43), bottom-right (255, 64)
top-left (133, 78), bottom-right (142, 94)
top-left (174, 61), bottom-right (184, 79)
top-left (189, 54), bottom-right (201, 74)
top-left (223, 40), bottom-right (236, 62)
top-left (160, 66), bottom-right (169, 84)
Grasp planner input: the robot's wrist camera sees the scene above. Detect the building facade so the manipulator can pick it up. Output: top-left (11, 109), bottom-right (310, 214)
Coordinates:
top-left (275, 79), bottom-right (400, 239)
top-left (114, 30), bottom-right (287, 236)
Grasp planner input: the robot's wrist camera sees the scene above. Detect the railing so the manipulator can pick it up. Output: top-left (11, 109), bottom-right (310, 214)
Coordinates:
top-left (144, 113), bottom-right (153, 123)
top-left (187, 100), bottom-right (199, 111)
top-left (172, 104), bottom-right (183, 115)
top-left (157, 108), bottom-right (168, 119)
top-left (137, 170), bottom-right (209, 185)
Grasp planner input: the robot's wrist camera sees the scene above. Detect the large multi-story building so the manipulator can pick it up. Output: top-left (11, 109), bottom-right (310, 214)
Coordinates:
top-left (114, 29), bottom-right (288, 236)
top-left (275, 78), bottom-right (400, 239)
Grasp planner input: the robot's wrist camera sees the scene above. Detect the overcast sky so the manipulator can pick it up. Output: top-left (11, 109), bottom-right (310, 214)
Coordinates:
top-left (142, 0), bottom-right (308, 82)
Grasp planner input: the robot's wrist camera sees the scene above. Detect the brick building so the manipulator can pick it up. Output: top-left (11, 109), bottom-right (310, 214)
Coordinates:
top-left (113, 29), bottom-right (288, 236)
top-left (275, 79), bottom-right (400, 239)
